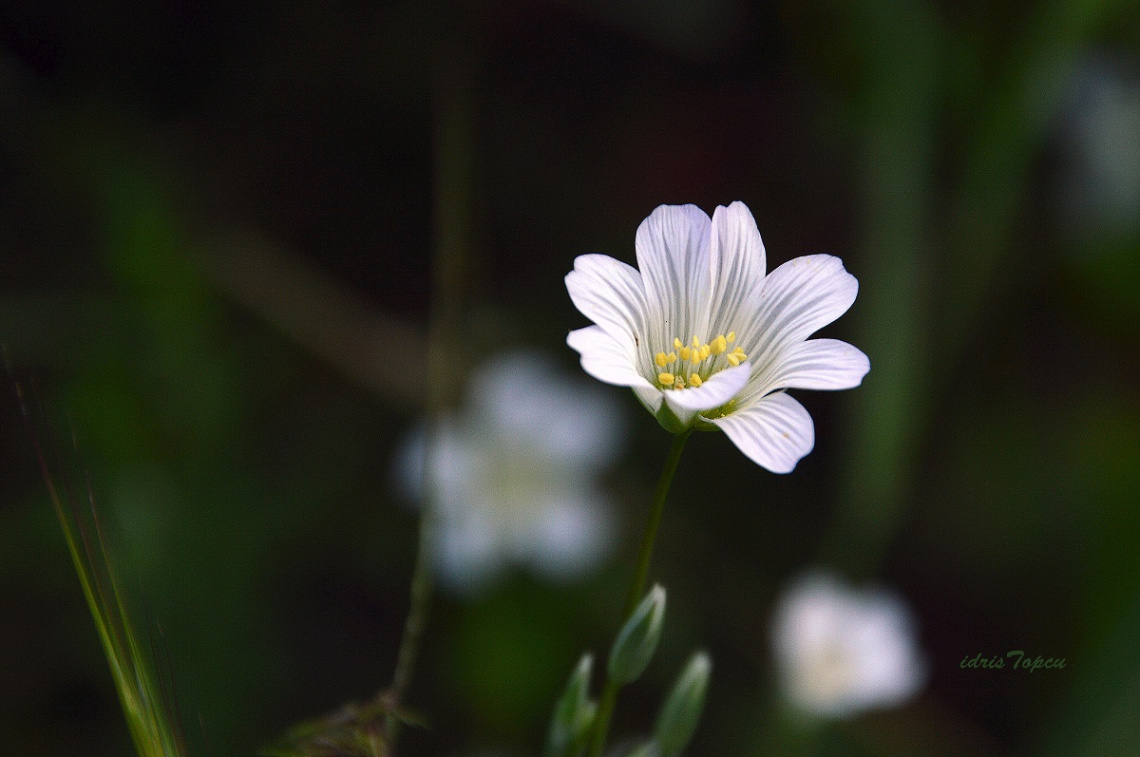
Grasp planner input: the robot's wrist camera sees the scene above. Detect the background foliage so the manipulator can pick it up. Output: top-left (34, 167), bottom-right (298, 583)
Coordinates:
top-left (2, 1), bottom-right (1138, 755)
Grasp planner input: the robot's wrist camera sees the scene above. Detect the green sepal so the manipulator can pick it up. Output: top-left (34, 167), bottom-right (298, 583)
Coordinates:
top-left (545, 653), bottom-right (597, 757)
top-left (608, 585), bottom-right (667, 685)
top-left (654, 651), bottom-right (712, 757)
top-left (654, 403), bottom-right (690, 435)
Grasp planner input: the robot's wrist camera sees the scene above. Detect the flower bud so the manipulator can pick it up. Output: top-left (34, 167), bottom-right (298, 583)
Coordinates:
top-left (654, 651), bottom-right (712, 757)
top-left (608, 585), bottom-right (666, 685)
top-left (545, 653), bottom-right (597, 757)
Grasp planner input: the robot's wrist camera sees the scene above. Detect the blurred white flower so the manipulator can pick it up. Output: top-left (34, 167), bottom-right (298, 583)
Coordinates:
top-left (771, 571), bottom-right (926, 719)
top-left (1057, 55), bottom-right (1140, 237)
top-left (394, 351), bottom-right (625, 595)
top-left (566, 202), bottom-right (868, 474)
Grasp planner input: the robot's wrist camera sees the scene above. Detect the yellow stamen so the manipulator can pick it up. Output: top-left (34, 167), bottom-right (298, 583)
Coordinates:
top-left (656, 328), bottom-right (743, 389)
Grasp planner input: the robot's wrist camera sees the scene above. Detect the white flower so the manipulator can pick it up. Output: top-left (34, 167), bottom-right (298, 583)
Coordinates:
top-left (1057, 56), bottom-right (1140, 237)
top-left (393, 351), bottom-right (625, 595)
top-left (771, 571), bottom-right (927, 719)
top-left (565, 202), bottom-right (869, 473)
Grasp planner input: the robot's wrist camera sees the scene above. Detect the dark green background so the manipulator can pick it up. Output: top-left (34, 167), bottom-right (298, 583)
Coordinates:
top-left (2, 1), bottom-right (1138, 755)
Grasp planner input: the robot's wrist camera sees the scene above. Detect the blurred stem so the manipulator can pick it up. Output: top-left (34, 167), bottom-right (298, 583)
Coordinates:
top-left (386, 34), bottom-right (476, 748)
top-left (825, 0), bottom-right (1120, 579)
top-left (937, 0), bottom-right (1122, 363)
top-left (822, 0), bottom-right (942, 578)
top-left (387, 440), bottom-right (438, 704)
top-left (588, 430), bottom-right (691, 757)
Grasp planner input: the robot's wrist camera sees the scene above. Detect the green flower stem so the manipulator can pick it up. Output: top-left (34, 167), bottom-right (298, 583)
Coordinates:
top-left (623, 431), bottom-right (690, 615)
top-left (587, 429), bottom-right (691, 757)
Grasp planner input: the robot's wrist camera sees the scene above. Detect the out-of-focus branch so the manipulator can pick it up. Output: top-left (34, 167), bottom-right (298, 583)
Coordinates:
top-left (3, 48), bottom-right (431, 412)
top-left (193, 231), bottom-right (428, 409)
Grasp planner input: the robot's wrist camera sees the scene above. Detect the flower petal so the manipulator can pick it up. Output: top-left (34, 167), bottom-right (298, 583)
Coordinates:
top-left (755, 338), bottom-right (870, 394)
top-left (662, 361), bottom-right (751, 415)
top-left (526, 491), bottom-right (617, 580)
top-left (707, 202), bottom-right (767, 334)
top-left (565, 253), bottom-right (648, 358)
top-left (739, 254), bottom-right (859, 374)
top-left (632, 384), bottom-right (665, 414)
top-left (470, 350), bottom-right (628, 469)
top-left (434, 506), bottom-right (503, 594)
top-left (568, 326), bottom-right (658, 392)
top-left (706, 392), bottom-right (815, 474)
top-left (635, 204), bottom-right (712, 350)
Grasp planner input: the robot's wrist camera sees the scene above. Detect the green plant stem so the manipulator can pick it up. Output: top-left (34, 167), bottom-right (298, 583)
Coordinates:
top-left (388, 444), bottom-right (438, 705)
top-left (587, 430), bottom-right (691, 757)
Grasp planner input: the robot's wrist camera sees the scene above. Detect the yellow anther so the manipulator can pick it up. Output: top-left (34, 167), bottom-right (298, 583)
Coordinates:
top-left (661, 330), bottom-right (744, 385)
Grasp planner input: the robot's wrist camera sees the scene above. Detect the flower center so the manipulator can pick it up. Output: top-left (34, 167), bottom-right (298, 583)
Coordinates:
top-left (654, 332), bottom-right (747, 390)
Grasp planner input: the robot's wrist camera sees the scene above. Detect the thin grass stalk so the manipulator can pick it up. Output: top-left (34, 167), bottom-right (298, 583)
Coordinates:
top-left (7, 359), bottom-right (187, 757)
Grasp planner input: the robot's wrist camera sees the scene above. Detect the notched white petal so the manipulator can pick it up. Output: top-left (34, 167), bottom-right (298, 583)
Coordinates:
top-left (662, 362), bottom-right (751, 413)
top-left (707, 392), bottom-right (814, 474)
top-left (759, 338), bottom-right (870, 393)
top-left (567, 326), bottom-right (656, 390)
top-left (741, 254), bottom-right (859, 367)
top-left (707, 201), bottom-right (767, 332)
top-left (635, 204), bottom-right (713, 344)
top-left (565, 253), bottom-right (647, 352)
